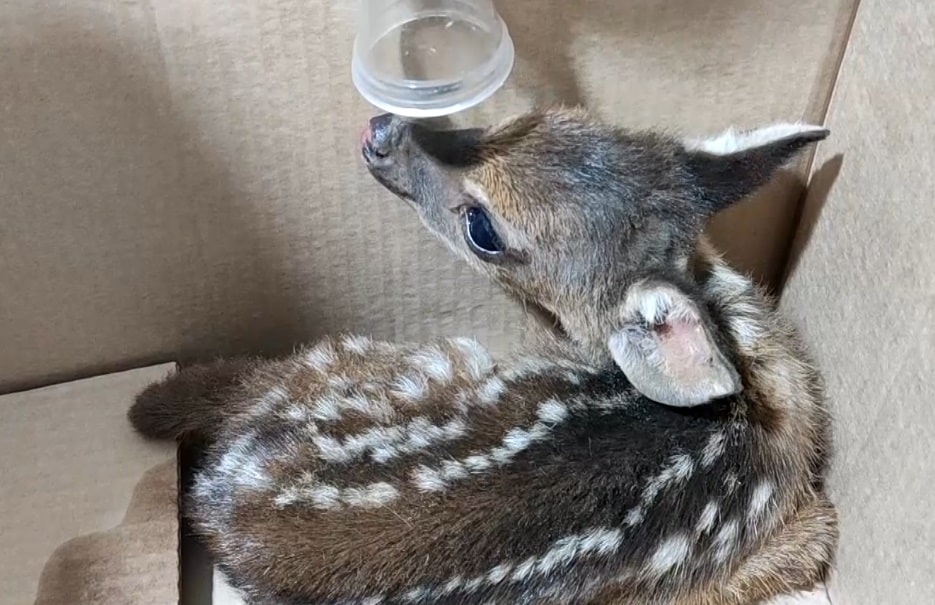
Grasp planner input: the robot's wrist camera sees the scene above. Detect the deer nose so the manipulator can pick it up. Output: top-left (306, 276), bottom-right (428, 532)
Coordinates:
top-left (362, 113), bottom-right (403, 162)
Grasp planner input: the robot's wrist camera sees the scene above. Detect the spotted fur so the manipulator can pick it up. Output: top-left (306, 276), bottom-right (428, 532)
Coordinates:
top-left (129, 108), bottom-right (837, 605)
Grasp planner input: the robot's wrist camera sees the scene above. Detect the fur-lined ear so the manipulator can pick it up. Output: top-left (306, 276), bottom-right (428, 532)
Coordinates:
top-left (683, 123), bottom-right (829, 214)
top-left (608, 281), bottom-right (741, 407)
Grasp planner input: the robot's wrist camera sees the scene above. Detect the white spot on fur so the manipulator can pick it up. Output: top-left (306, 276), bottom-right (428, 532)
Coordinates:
top-left (723, 471), bottom-right (741, 495)
top-left (534, 528), bottom-right (623, 577)
top-left (642, 453), bottom-right (695, 503)
top-left (511, 557), bottom-right (538, 582)
top-left (619, 454), bottom-right (699, 529)
top-left (685, 122), bottom-right (826, 155)
top-left (414, 528), bottom-right (622, 600)
top-left (341, 334), bottom-right (372, 354)
top-left (487, 563), bottom-right (512, 584)
top-left (411, 465), bottom-right (447, 492)
top-left (361, 597), bottom-right (385, 605)
top-left (407, 401), bottom-right (566, 491)
top-left (696, 501), bottom-right (719, 535)
top-left (312, 388), bottom-right (395, 424)
top-left (441, 459), bottom-right (468, 481)
top-left (538, 399), bottom-right (569, 424)
top-left (409, 346), bottom-right (454, 383)
top-left (625, 507), bottom-right (644, 527)
top-left (371, 447), bottom-right (395, 463)
top-left (215, 433), bottom-right (270, 491)
top-left (440, 576), bottom-right (463, 595)
top-left (332, 416), bottom-right (466, 464)
top-left (449, 337), bottom-right (494, 380)
top-left (345, 427), bottom-right (403, 461)
top-left (580, 527), bottom-right (624, 555)
top-left (490, 446), bottom-right (513, 464)
top-left (403, 423), bottom-right (433, 450)
top-left (529, 423), bottom-right (550, 440)
top-left (402, 587), bottom-right (427, 603)
top-left (713, 519), bottom-right (739, 564)
top-left (343, 482), bottom-right (399, 508)
top-left (345, 392), bottom-right (377, 415)
top-left (477, 376), bottom-right (506, 405)
top-left (671, 454), bottom-right (695, 480)
top-left (312, 393), bottom-right (342, 421)
top-left (748, 480), bottom-right (774, 521)
top-left (313, 434), bottom-right (351, 462)
top-left (502, 427), bottom-right (533, 451)
top-left (648, 533), bottom-right (692, 575)
top-left (536, 535), bottom-right (579, 575)
top-left (308, 484), bottom-right (341, 509)
top-left (503, 422), bottom-right (548, 456)
top-left (275, 478), bottom-right (398, 510)
top-left (701, 431), bottom-right (726, 468)
top-left (232, 454), bottom-right (269, 492)
top-left (391, 373), bottom-right (428, 402)
top-left (465, 455), bottom-right (492, 472)
top-left (286, 404), bottom-right (310, 422)
top-left (304, 342), bottom-right (335, 371)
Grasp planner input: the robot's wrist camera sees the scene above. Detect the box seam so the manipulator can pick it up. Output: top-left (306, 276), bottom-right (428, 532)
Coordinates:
top-left (777, 0), bottom-right (864, 290)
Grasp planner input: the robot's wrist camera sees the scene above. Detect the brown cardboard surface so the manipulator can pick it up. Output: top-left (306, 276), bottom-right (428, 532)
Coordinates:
top-left (780, 0), bottom-right (935, 603)
top-left (0, 364), bottom-right (179, 605)
top-left (0, 0), bottom-right (857, 393)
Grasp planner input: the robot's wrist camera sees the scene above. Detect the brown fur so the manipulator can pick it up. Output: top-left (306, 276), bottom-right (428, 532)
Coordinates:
top-left (129, 108), bottom-right (837, 605)
top-left (597, 495), bottom-right (837, 605)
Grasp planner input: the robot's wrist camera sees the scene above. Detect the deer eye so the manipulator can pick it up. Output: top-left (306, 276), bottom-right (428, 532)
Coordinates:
top-left (463, 206), bottom-right (504, 256)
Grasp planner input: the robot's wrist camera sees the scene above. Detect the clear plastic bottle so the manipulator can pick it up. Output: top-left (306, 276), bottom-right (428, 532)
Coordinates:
top-left (352, 0), bottom-right (515, 117)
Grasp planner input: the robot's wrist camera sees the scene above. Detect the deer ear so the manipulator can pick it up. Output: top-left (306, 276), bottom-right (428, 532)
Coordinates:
top-left (682, 122), bottom-right (828, 214)
top-left (608, 281), bottom-right (741, 407)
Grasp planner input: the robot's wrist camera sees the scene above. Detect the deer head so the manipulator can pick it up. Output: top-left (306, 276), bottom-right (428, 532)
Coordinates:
top-left (361, 108), bottom-right (826, 408)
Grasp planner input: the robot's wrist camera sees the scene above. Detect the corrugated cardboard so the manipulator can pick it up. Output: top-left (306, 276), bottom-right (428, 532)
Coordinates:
top-left (2, 0), bottom-right (933, 604)
top-left (0, 0), bottom-right (858, 394)
top-left (781, 1), bottom-right (935, 602)
top-left (0, 364), bottom-right (178, 605)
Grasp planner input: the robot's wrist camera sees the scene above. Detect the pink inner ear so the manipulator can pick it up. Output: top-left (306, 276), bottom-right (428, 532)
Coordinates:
top-left (653, 318), bottom-right (714, 382)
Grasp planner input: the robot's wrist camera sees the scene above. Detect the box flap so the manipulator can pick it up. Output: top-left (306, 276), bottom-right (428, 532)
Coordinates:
top-left (780, 1), bottom-right (935, 602)
top-left (0, 364), bottom-right (178, 605)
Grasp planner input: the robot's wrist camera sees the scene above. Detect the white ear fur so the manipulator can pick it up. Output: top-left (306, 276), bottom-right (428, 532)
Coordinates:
top-left (684, 122), bottom-right (827, 156)
top-left (608, 282), bottom-right (741, 407)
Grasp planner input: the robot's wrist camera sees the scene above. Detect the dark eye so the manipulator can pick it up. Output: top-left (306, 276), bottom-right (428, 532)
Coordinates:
top-left (463, 206), bottom-right (504, 256)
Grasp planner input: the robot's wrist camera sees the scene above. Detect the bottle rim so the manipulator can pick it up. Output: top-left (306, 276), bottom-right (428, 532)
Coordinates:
top-left (351, 15), bottom-right (515, 118)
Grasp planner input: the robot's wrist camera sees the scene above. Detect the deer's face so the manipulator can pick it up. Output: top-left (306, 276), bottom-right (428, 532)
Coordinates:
top-left (362, 107), bottom-right (827, 407)
top-left (362, 109), bottom-right (692, 313)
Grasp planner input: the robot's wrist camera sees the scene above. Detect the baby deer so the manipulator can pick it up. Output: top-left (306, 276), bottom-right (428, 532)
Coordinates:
top-left (129, 108), bottom-right (836, 605)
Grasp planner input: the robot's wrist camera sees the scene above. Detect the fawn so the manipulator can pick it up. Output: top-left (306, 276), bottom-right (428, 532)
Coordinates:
top-left (129, 108), bottom-right (837, 605)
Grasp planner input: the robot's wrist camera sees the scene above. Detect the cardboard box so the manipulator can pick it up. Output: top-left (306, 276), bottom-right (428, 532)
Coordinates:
top-left (1, 1), bottom-right (932, 604)
top-left (0, 364), bottom-right (178, 605)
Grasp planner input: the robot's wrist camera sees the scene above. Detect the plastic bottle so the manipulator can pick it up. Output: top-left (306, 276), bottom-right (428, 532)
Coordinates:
top-left (352, 0), bottom-right (515, 117)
